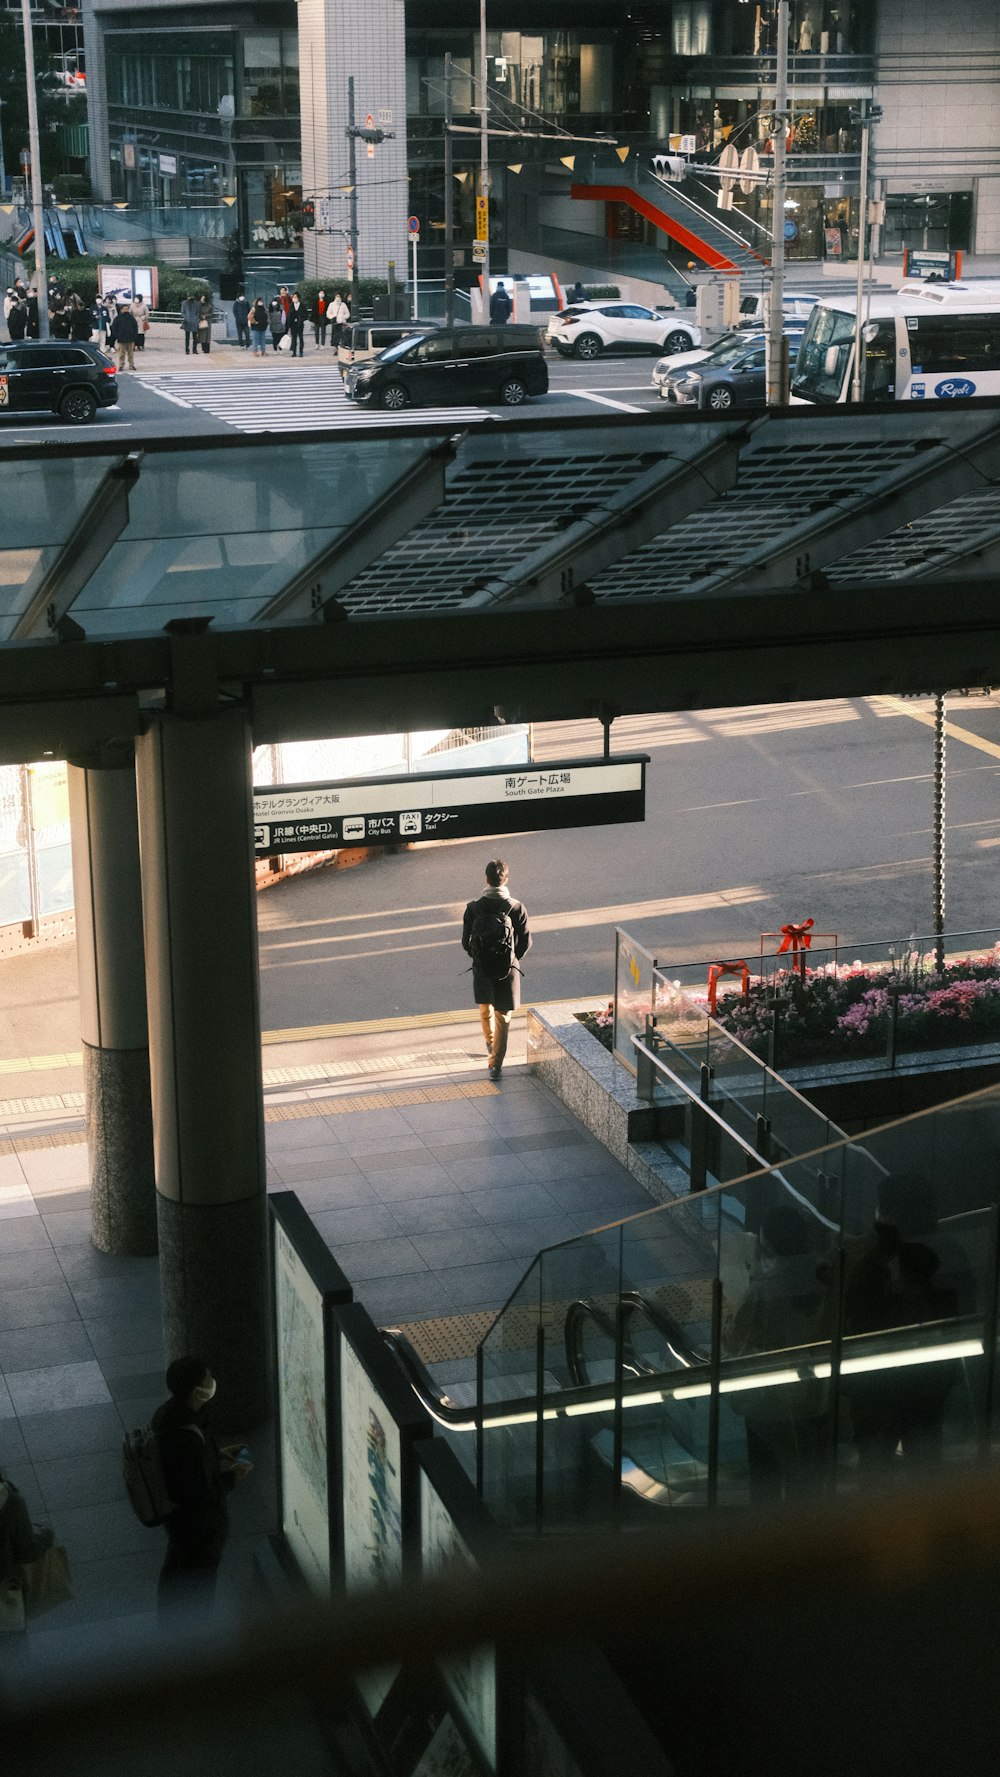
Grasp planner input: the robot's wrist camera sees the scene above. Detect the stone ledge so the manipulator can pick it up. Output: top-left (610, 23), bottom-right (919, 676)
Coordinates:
top-left (527, 1003), bottom-right (684, 1201)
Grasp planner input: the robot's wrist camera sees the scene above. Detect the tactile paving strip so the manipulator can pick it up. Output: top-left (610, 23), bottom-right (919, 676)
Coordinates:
top-left (395, 1281), bottom-right (715, 1363)
top-left (265, 1078), bottom-right (499, 1121)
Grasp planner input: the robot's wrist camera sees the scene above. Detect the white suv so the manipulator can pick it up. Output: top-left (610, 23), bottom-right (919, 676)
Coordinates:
top-left (546, 301), bottom-right (700, 361)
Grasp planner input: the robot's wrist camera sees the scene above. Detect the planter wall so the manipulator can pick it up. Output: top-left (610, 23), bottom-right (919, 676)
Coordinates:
top-left (782, 1046), bottom-right (1000, 1134)
top-left (527, 1004), bottom-right (688, 1205)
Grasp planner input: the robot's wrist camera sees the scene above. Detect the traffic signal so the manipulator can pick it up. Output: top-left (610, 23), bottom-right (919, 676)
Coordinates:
top-left (302, 199), bottom-right (315, 229)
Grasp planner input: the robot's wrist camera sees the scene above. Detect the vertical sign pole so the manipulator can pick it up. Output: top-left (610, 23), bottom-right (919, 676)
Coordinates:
top-left (411, 231), bottom-right (418, 318)
top-left (21, 0), bottom-right (49, 338)
top-left (766, 0), bottom-right (788, 406)
top-left (852, 103), bottom-right (871, 403)
top-left (444, 54), bottom-right (455, 327)
top-left (478, 0), bottom-right (490, 302)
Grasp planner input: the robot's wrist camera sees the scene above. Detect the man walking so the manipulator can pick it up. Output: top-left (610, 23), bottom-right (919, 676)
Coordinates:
top-left (462, 859), bottom-right (531, 1082)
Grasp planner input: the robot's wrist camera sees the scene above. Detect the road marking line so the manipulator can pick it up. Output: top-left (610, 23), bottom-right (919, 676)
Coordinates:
top-left (873, 696), bottom-right (1000, 764)
top-left (566, 390), bottom-right (647, 414)
top-left (144, 384), bottom-right (195, 410)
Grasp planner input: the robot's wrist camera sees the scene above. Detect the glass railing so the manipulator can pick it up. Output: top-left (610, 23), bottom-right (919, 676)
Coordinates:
top-left (476, 1081), bottom-right (1000, 1533)
top-left (613, 925), bottom-right (1000, 1078)
top-left (614, 933), bottom-right (847, 1176)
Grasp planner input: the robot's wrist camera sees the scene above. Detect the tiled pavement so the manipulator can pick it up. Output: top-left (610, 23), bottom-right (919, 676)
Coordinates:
top-left (0, 1030), bottom-right (653, 1676)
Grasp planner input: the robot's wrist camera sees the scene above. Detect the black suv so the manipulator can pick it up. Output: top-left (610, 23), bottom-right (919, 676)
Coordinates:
top-left (0, 340), bottom-right (119, 424)
top-left (348, 326), bottom-right (549, 409)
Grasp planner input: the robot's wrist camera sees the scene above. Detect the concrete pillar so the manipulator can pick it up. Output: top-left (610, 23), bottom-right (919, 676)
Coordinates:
top-left (135, 707), bottom-right (270, 1428)
top-left (298, 0), bottom-right (409, 284)
top-left (68, 761), bottom-right (157, 1257)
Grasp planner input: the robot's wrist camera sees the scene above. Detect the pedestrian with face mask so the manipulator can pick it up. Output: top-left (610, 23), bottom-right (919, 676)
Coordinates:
top-left (151, 1355), bottom-right (252, 1619)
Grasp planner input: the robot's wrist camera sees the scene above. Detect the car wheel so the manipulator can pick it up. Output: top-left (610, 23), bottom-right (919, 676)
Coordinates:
top-left (380, 383), bottom-right (409, 410)
top-left (59, 386), bottom-right (98, 424)
top-left (499, 377), bottom-right (527, 406)
top-left (662, 329), bottom-right (694, 356)
top-left (707, 385), bottom-right (734, 411)
top-left (573, 333), bottom-right (602, 360)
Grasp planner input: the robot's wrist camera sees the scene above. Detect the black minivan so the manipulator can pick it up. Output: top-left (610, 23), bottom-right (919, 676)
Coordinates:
top-left (0, 341), bottom-right (119, 424)
top-left (348, 326), bottom-right (548, 409)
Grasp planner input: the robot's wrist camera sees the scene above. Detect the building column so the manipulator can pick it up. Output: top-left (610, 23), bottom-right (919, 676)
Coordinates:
top-left (298, 0), bottom-right (410, 285)
top-left (68, 760), bottom-right (157, 1257)
top-left (135, 707), bottom-right (270, 1428)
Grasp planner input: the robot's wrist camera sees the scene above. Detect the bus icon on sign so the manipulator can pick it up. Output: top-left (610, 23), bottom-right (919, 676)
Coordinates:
top-left (343, 816), bottom-right (365, 840)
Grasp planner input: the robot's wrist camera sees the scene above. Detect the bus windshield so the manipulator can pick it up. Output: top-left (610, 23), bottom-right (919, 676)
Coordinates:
top-left (791, 306), bottom-right (855, 404)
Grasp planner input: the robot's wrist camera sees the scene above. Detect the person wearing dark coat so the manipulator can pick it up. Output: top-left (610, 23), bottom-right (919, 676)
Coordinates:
top-left (67, 295), bottom-right (94, 341)
top-left (287, 292), bottom-right (306, 356)
top-left (180, 294), bottom-right (201, 355)
top-left (267, 295), bottom-right (286, 351)
top-left (462, 858), bottom-right (531, 1081)
top-left (232, 290), bottom-right (250, 349)
top-left (7, 299), bottom-right (27, 341)
top-left (0, 1470), bottom-right (53, 1633)
top-left (25, 289), bottom-right (39, 338)
top-left (109, 303), bottom-right (139, 370)
top-left (151, 1355), bottom-right (251, 1619)
top-left (489, 280), bottom-right (512, 324)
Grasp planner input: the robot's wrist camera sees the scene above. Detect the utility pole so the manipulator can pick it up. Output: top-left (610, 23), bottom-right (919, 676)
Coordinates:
top-left (21, 0), bottom-right (49, 337)
top-left (478, 0), bottom-right (490, 303)
top-left (766, 0), bottom-right (789, 406)
top-left (851, 100), bottom-right (881, 403)
top-left (346, 76), bottom-right (359, 315)
top-left (444, 53), bottom-right (455, 326)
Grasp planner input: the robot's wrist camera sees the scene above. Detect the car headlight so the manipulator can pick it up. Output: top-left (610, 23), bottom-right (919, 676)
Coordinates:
top-left (686, 372), bottom-right (702, 383)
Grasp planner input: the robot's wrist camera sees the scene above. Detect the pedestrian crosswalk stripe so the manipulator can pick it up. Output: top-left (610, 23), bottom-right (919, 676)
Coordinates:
top-left (141, 369), bottom-right (492, 432)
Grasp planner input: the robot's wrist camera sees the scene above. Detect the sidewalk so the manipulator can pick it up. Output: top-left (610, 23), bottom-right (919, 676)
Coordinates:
top-left (122, 317), bottom-right (346, 375)
top-left (0, 1007), bottom-right (650, 1675)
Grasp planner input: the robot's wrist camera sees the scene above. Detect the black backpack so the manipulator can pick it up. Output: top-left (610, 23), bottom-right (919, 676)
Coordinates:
top-left (469, 901), bottom-right (517, 982)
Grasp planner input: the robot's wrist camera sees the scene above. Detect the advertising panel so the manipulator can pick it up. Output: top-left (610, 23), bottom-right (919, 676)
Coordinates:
top-left (97, 264), bottom-right (159, 307)
top-left (274, 1219), bottom-right (331, 1593)
top-left (420, 1470), bottom-right (496, 1772)
top-left (340, 1334), bottom-right (404, 1716)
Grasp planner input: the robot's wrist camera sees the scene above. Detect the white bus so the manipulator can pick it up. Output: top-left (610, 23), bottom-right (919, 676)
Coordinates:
top-left (790, 281), bottom-right (1000, 405)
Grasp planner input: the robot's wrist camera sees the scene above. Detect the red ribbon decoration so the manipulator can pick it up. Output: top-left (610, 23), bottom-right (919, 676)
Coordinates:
top-left (776, 918), bottom-right (815, 979)
top-left (707, 960), bottom-right (750, 1016)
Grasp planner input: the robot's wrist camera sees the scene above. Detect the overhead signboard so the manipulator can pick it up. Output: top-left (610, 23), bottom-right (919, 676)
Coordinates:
top-left (253, 755), bottom-right (647, 856)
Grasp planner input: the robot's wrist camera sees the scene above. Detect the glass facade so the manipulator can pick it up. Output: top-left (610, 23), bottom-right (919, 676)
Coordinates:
top-left (103, 24), bottom-right (301, 247)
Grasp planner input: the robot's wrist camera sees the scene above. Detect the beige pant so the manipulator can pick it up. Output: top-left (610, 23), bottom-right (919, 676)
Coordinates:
top-left (479, 1004), bottom-right (511, 1070)
top-left (117, 341), bottom-right (134, 370)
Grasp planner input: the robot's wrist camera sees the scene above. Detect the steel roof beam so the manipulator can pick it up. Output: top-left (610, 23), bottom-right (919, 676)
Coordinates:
top-left (693, 417), bottom-right (1000, 597)
top-left (256, 439), bottom-right (456, 623)
top-left (465, 432), bottom-right (747, 609)
top-left (10, 452), bottom-right (142, 642)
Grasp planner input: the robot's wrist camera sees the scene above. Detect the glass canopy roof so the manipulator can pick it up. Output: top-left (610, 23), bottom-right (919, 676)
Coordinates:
top-left (1, 404), bottom-right (999, 645)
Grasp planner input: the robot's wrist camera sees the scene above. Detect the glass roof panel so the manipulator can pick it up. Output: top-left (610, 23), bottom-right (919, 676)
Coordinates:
top-left (0, 435), bottom-right (438, 639)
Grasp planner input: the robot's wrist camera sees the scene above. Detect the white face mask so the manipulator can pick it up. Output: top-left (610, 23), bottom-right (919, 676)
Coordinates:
top-left (192, 1378), bottom-right (216, 1405)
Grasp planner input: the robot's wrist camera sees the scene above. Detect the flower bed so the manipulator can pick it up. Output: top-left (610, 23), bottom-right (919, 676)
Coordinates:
top-left (574, 1003), bottom-right (615, 1052)
top-left (712, 947), bottom-right (1000, 1064)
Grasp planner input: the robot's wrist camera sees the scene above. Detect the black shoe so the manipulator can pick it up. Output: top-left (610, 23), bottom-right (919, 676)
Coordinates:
top-left (489, 1065), bottom-right (502, 1082)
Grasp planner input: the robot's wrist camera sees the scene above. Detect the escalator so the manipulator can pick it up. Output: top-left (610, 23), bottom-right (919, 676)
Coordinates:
top-left (385, 1284), bottom-right (986, 1527)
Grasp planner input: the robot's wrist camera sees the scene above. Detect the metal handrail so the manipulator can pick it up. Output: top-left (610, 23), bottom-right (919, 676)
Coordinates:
top-left (383, 1313), bottom-right (983, 1437)
top-left (630, 1033), bottom-right (847, 1230)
